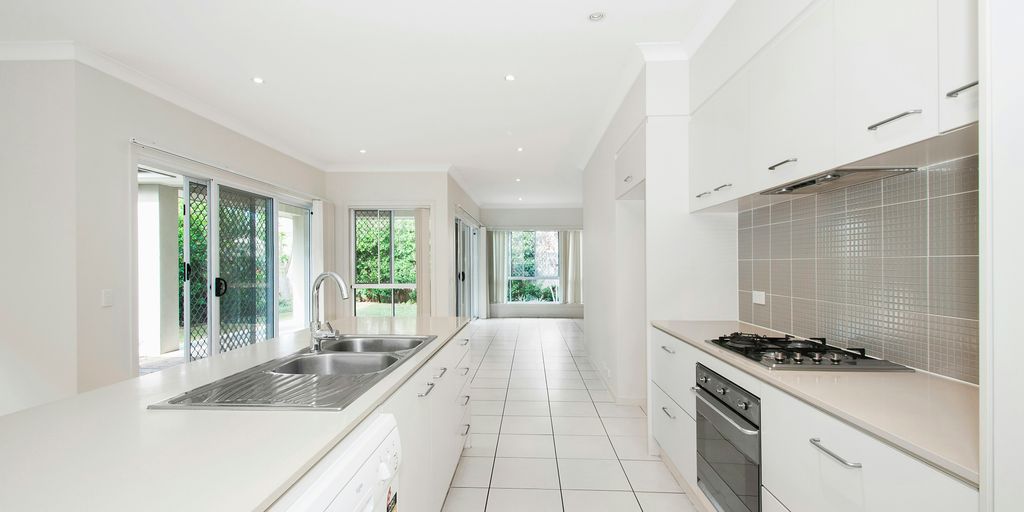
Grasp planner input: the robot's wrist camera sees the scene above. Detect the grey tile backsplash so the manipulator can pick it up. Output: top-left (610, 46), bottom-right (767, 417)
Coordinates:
top-left (737, 155), bottom-right (980, 383)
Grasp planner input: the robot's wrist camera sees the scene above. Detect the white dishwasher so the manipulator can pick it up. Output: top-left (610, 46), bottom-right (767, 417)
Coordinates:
top-left (270, 413), bottom-right (401, 512)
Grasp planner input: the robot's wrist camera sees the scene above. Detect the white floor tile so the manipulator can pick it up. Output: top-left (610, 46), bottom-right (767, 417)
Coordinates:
top-left (549, 389), bottom-right (592, 402)
top-left (490, 458), bottom-right (560, 489)
top-left (554, 435), bottom-right (617, 459)
top-left (471, 415), bottom-right (502, 434)
top-left (557, 458), bottom-right (631, 491)
top-left (635, 492), bottom-right (697, 512)
top-left (451, 456), bottom-right (493, 488)
top-left (461, 433), bottom-right (498, 457)
top-left (496, 434), bottom-right (556, 458)
top-left (601, 417), bottom-right (647, 437)
top-left (609, 436), bottom-right (660, 461)
top-left (471, 377), bottom-right (509, 389)
top-left (508, 377), bottom-right (549, 389)
top-left (596, 404), bottom-right (646, 418)
top-left (470, 388), bottom-right (507, 401)
top-left (474, 370), bottom-right (511, 379)
top-left (621, 460), bottom-right (683, 492)
top-left (471, 400), bottom-right (504, 415)
top-left (503, 400), bottom-right (551, 416)
top-left (588, 390), bottom-right (614, 402)
top-left (442, 487), bottom-right (488, 512)
top-left (563, 490), bottom-right (642, 512)
top-left (506, 389), bottom-right (549, 401)
top-left (552, 416), bottom-right (606, 436)
top-left (550, 401), bottom-right (598, 417)
top-left (485, 489), bottom-right (562, 512)
top-left (500, 416), bottom-right (553, 435)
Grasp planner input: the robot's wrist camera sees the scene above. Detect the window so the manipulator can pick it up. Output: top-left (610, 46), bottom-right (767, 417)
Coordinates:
top-left (507, 231), bottom-right (559, 302)
top-left (278, 204), bottom-right (311, 332)
top-left (352, 209), bottom-right (421, 316)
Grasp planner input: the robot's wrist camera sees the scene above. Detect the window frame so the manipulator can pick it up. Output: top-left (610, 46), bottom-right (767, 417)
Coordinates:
top-left (505, 230), bottom-right (561, 303)
top-left (350, 209), bottom-right (417, 316)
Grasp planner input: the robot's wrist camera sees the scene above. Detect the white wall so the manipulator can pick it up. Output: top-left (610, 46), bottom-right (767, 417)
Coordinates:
top-left (480, 208), bottom-right (583, 230)
top-left (0, 61), bottom-right (78, 416)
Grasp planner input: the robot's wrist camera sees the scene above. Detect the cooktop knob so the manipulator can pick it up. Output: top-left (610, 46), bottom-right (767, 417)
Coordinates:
top-left (830, 352), bottom-right (843, 364)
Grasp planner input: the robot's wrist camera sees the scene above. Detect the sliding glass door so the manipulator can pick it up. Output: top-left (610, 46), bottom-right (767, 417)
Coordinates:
top-left (217, 185), bottom-right (275, 352)
top-left (182, 178), bottom-right (212, 361)
top-left (352, 209), bottom-right (420, 316)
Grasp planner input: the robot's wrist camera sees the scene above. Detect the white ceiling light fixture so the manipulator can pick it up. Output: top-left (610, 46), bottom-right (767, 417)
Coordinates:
top-left (515, 178), bottom-right (521, 182)
top-left (251, 76), bottom-right (264, 84)
top-left (517, 147), bottom-right (524, 152)
top-left (359, 149), bottom-right (367, 154)
top-left (518, 197), bottom-right (523, 201)
top-left (504, 74), bottom-right (516, 81)
top-left (588, 12), bottom-right (606, 22)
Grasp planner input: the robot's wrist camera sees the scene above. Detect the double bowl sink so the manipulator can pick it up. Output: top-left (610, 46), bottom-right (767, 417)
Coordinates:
top-left (148, 334), bottom-right (437, 411)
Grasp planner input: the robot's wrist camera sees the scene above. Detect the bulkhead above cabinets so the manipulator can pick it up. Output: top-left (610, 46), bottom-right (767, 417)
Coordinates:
top-left (688, 0), bottom-right (979, 213)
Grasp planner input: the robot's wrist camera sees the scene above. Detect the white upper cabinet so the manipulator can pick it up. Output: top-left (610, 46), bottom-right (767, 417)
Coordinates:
top-left (938, 0), bottom-right (979, 132)
top-left (748, 0), bottom-right (835, 192)
top-left (689, 68), bottom-right (749, 211)
top-left (615, 120), bottom-right (646, 199)
top-left (834, 0), bottom-right (940, 165)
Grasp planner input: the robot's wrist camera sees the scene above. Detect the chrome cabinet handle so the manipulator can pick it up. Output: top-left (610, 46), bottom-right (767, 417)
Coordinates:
top-left (459, 338), bottom-right (470, 346)
top-left (768, 158), bottom-right (798, 171)
top-left (417, 382), bottom-right (435, 397)
top-left (714, 183), bottom-right (733, 191)
top-left (810, 438), bottom-right (862, 468)
top-left (661, 406), bottom-right (676, 419)
top-left (867, 109), bottom-right (922, 131)
top-left (434, 367), bottom-right (448, 379)
top-left (461, 395), bottom-right (471, 406)
top-left (946, 81), bottom-right (979, 98)
top-left (460, 367), bottom-right (471, 376)
top-left (693, 388), bottom-right (759, 436)
top-left (660, 345), bottom-right (676, 354)
top-left (461, 424), bottom-right (471, 436)
top-left (695, 191), bottom-right (711, 198)
top-left (624, 175), bottom-right (633, 183)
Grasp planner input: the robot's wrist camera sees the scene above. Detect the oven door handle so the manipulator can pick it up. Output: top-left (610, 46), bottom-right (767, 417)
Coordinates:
top-left (692, 387), bottom-right (758, 436)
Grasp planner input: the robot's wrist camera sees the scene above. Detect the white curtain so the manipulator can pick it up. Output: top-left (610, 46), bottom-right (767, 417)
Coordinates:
top-left (559, 230), bottom-right (583, 304)
top-left (414, 208), bottom-right (432, 317)
top-left (489, 231), bottom-right (510, 304)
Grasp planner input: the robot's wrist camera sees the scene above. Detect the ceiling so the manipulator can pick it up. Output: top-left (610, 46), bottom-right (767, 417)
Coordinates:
top-left (0, 0), bottom-right (730, 207)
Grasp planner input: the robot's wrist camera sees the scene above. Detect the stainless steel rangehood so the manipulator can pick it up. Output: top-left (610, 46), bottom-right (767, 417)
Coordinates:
top-left (761, 167), bottom-right (915, 195)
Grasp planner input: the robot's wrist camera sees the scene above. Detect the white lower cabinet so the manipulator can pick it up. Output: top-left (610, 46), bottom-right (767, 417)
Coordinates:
top-left (761, 385), bottom-right (978, 512)
top-left (382, 336), bottom-right (470, 512)
top-left (651, 383), bottom-right (697, 486)
top-left (650, 329), bottom-right (697, 418)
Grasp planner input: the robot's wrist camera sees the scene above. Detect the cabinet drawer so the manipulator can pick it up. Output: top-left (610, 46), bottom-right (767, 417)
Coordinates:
top-left (652, 384), bottom-right (697, 488)
top-left (651, 330), bottom-right (697, 417)
top-left (762, 386), bottom-right (977, 512)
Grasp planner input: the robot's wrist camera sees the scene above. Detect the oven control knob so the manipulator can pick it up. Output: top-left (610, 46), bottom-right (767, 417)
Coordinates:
top-left (699, 376), bottom-right (710, 384)
top-left (736, 400), bottom-right (751, 410)
top-left (716, 387), bottom-right (727, 396)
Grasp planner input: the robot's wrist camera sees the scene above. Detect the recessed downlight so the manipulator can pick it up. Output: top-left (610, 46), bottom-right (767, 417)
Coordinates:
top-left (359, 149), bottom-right (367, 154)
top-left (517, 147), bottom-right (524, 152)
top-left (518, 197), bottom-right (523, 201)
top-left (515, 178), bottom-right (521, 182)
top-left (252, 76), bottom-right (265, 84)
top-left (589, 12), bottom-right (605, 22)
top-left (504, 74), bottom-right (516, 81)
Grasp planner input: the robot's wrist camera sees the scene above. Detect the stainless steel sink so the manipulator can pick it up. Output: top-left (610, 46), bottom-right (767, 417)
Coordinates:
top-left (148, 334), bottom-right (437, 411)
top-left (270, 353), bottom-right (399, 376)
top-left (320, 335), bottom-right (430, 353)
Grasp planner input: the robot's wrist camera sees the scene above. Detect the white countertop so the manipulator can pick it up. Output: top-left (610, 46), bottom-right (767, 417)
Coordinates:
top-left (0, 316), bottom-right (470, 511)
top-left (652, 320), bottom-right (979, 487)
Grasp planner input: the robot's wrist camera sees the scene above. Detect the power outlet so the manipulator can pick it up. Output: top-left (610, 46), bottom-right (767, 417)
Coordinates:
top-left (752, 291), bottom-right (767, 305)
top-left (100, 289), bottom-right (114, 308)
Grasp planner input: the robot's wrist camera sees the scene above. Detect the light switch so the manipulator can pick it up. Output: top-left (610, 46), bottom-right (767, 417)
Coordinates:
top-left (752, 291), bottom-right (766, 305)
top-left (100, 289), bottom-right (114, 308)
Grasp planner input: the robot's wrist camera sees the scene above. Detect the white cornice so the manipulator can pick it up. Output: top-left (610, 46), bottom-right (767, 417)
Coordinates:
top-left (325, 163), bottom-right (453, 173)
top-left (0, 41), bottom-right (329, 172)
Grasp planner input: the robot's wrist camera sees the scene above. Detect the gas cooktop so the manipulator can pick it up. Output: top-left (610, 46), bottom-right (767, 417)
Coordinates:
top-left (708, 332), bottom-right (913, 372)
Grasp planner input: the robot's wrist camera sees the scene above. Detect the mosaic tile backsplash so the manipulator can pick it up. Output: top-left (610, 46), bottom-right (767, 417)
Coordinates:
top-left (737, 155), bottom-right (979, 383)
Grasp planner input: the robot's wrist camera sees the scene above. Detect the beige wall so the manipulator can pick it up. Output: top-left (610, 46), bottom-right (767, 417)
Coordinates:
top-left (0, 61), bottom-right (78, 416)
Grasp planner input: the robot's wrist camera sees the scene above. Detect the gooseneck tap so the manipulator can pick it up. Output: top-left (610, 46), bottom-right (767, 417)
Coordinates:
top-left (310, 271), bottom-right (351, 352)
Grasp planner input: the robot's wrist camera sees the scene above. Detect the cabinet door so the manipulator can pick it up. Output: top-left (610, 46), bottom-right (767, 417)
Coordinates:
top-left (652, 384), bottom-right (697, 488)
top-left (650, 330), bottom-right (696, 418)
top-left (381, 368), bottom-right (433, 511)
top-left (749, 0), bottom-right (835, 192)
top-left (938, 0), bottom-right (979, 132)
top-left (835, 0), bottom-right (939, 164)
top-left (689, 69), bottom-right (749, 211)
top-left (615, 121), bottom-right (646, 198)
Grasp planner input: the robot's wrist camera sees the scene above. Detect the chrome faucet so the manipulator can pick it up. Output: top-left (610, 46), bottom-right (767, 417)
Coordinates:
top-left (310, 271), bottom-right (351, 352)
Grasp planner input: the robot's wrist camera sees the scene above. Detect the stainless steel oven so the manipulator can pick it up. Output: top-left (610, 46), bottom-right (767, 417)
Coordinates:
top-left (694, 363), bottom-right (761, 512)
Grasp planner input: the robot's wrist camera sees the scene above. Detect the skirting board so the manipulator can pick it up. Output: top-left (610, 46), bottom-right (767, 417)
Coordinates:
top-left (488, 303), bottom-right (583, 318)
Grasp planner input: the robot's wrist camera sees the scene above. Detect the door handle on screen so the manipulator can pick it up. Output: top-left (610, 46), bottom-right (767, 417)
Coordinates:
top-left (214, 278), bottom-right (228, 297)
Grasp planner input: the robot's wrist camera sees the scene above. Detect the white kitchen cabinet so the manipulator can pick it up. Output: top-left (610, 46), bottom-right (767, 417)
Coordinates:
top-left (689, 68), bottom-right (749, 211)
top-left (748, 0), bottom-right (835, 192)
top-left (381, 336), bottom-right (470, 512)
top-left (651, 384), bottom-right (697, 486)
top-left (615, 120), bottom-right (646, 199)
top-left (834, 0), bottom-right (939, 165)
top-left (762, 487), bottom-right (792, 512)
top-left (650, 329), bottom-right (698, 418)
top-left (761, 385), bottom-right (978, 512)
top-left (938, 0), bottom-right (979, 132)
